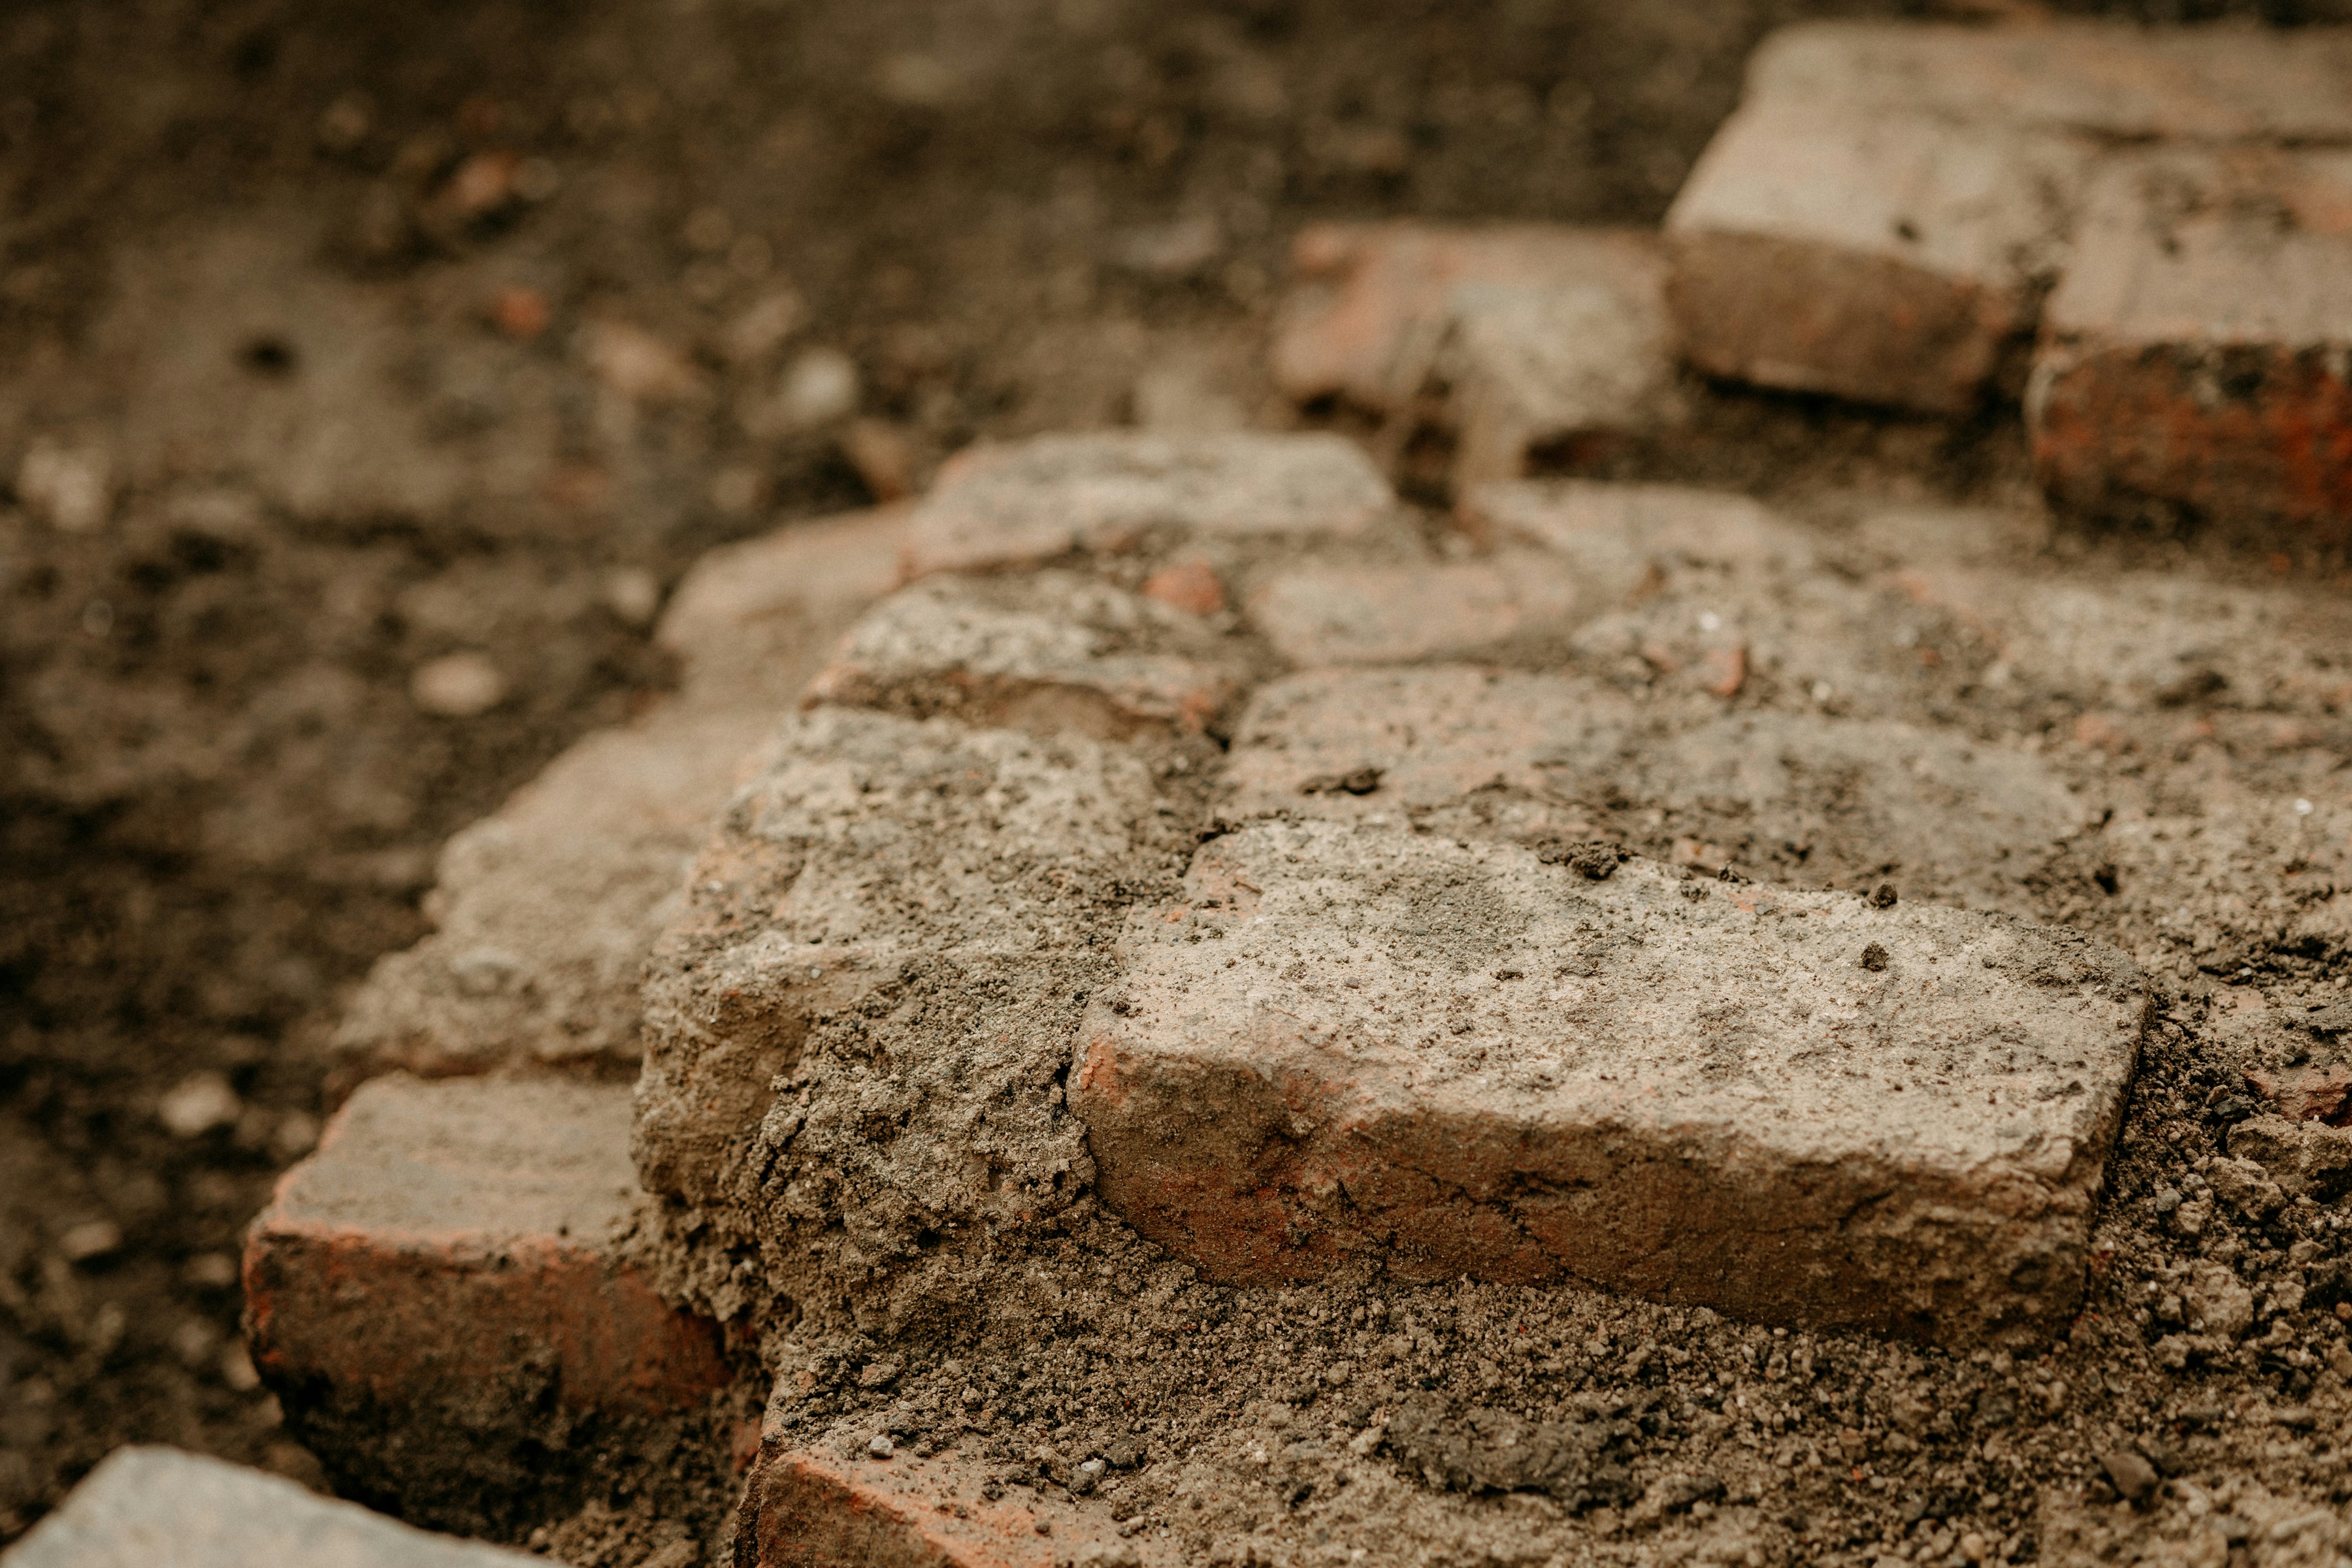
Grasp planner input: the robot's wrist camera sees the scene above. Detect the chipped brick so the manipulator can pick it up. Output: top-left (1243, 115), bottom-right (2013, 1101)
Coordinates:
top-left (740, 1445), bottom-right (1146, 1568)
top-left (900, 433), bottom-right (1390, 580)
top-left (1073, 820), bottom-right (2144, 1343)
top-left (805, 570), bottom-right (1250, 739)
top-left (244, 1076), bottom-right (731, 1518)
top-left (2029, 150), bottom-right (2352, 534)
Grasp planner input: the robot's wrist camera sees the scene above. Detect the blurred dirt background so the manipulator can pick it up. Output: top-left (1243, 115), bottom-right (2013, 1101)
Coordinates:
top-left (3, 0), bottom-right (2349, 1546)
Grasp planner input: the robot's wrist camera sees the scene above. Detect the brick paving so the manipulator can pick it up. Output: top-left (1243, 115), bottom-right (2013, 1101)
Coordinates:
top-left (239, 19), bottom-right (2352, 1563)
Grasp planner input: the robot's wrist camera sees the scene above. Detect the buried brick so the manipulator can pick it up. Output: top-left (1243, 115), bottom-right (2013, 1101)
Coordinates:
top-left (244, 1075), bottom-right (732, 1526)
top-left (738, 1445), bottom-right (1153, 1568)
top-left (0, 1446), bottom-right (543, 1568)
top-left (898, 432), bottom-right (1392, 581)
top-left (1071, 820), bottom-right (2145, 1344)
top-left (2028, 150), bottom-right (2352, 534)
top-left (1271, 223), bottom-right (1678, 485)
top-left (1222, 666), bottom-right (2087, 904)
top-left (805, 570), bottom-right (1252, 740)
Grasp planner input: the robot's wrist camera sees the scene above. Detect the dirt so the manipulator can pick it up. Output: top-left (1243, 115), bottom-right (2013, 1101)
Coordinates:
top-left (4, 0), bottom-right (2352, 1561)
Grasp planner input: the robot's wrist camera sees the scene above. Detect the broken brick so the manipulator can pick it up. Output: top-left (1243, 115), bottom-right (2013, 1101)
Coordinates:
top-left (2028, 150), bottom-right (2352, 534)
top-left (244, 1076), bottom-right (732, 1518)
top-left (740, 1443), bottom-right (1146, 1568)
top-left (1073, 820), bottom-right (2144, 1343)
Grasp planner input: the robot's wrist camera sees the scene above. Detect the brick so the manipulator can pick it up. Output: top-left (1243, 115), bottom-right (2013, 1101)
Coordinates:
top-left (1245, 553), bottom-right (1580, 668)
top-left (1460, 482), bottom-right (1914, 712)
top-left (805, 570), bottom-right (1251, 740)
top-left (335, 509), bottom-right (906, 1078)
top-left (0, 1446), bottom-right (540, 1568)
top-left (1271, 223), bottom-right (1677, 483)
top-left (1072, 820), bottom-right (2144, 1343)
top-left (900, 433), bottom-right (1391, 580)
top-left (1667, 101), bottom-right (2089, 413)
top-left (2028, 150), bottom-right (2352, 533)
top-left (740, 1445), bottom-right (1146, 1568)
top-left (245, 1076), bottom-right (731, 1518)
top-left (1744, 22), bottom-right (2352, 146)
top-left (1224, 667), bottom-right (2087, 903)
top-left (634, 706), bottom-right (1166, 1224)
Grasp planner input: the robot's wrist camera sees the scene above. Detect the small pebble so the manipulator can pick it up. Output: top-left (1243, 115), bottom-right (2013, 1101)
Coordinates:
top-left (158, 1071), bottom-right (242, 1138)
top-left (411, 652), bottom-right (509, 717)
top-left (868, 1434), bottom-right (894, 1459)
top-left (59, 1218), bottom-right (123, 1263)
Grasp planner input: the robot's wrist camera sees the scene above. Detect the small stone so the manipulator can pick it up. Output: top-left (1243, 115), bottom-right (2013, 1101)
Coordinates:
top-left (1140, 560), bottom-right (1226, 617)
top-left (159, 1072), bottom-right (243, 1139)
top-left (772, 347), bottom-right (861, 429)
top-left (58, 1218), bottom-right (122, 1263)
top-left (1869, 883), bottom-right (1899, 909)
top-left (1070, 1457), bottom-right (1107, 1495)
top-left (2100, 1448), bottom-right (2159, 1506)
top-left (585, 321), bottom-right (706, 404)
top-left (2, 1447), bottom-right (544, 1567)
top-left (841, 417), bottom-right (917, 503)
top-left (488, 287), bottom-right (549, 340)
top-left (1859, 942), bottom-right (1890, 972)
top-left (602, 566), bottom-right (662, 628)
top-left (17, 436), bottom-right (113, 534)
top-left (868, 1435), bottom-right (894, 1460)
top-left (409, 652), bottom-right (508, 718)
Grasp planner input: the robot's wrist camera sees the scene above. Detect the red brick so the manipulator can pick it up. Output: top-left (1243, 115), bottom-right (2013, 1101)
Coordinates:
top-left (245, 1076), bottom-right (731, 1505)
top-left (1667, 102), bottom-right (2088, 413)
top-left (1072, 820), bottom-right (2144, 1344)
top-left (1272, 223), bottom-right (1677, 483)
top-left (2029, 150), bottom-right (2352, 534)
top-left (741, 1445), bottom-right (1145, 1568)
top-left (1139, 559), bottom-right (1225, 617)
top-left (1245, 553), bottom-right (1580, 668)
top-left (900, 433), bottom-right (1390, 581)
top-left (804, 570), bottom-right (1250, 740)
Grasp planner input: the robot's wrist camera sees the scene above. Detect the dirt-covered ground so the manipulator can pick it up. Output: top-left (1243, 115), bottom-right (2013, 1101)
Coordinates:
top-left (4, 0), bottom-right (2351, 1556)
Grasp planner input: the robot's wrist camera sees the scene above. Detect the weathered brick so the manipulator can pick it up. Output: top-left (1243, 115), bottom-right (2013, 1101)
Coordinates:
top-left (1744, 22), bottom-right (2352, 146)
top-left (1460, 481), bottom-right (1912, 711)
top-left (1667, 101), bottom-right (2088, 413)
top-left (633, 706), bottom-right (1168, 1254)
top-left (1072, 820), bottom-right (2144, 1343)
top-left (245, 1076), bottom-right (731, 1518)
top-left (1271, 223), bottom-right (1678, 484)
top-left (740, 1445), bottom-right (1143, 1568)
top-left (900, 433), bottom-right (1391, 580)
top-left (805, 570), bottom-right (1251, 739)
top-left (2028, 150), bottom-right (2352, 533)
top-left (1245, 554), bottom-right (1580, 668)
top-left (1224, 666), bottom-right (2087, 904)
top-left (0, 1446), bottom-right (542, 1568)
top-left (335, 509), bottom-right (906, 1077)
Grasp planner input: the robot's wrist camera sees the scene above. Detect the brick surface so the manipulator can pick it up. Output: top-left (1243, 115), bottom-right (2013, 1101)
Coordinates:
top-left (1073, 820), bottom-right (2144, 1343)
top-left (1744, 22), bottom-right (2352, 146)
top-left (1223, 667), bottom-right (2087, 903)
top-left (1246, 553), bottom-right (1580, 668)
top-left (1271, 223), bottom-right (1678, 483)
top-left (900, 433), bottom-right (1391, 580)
top-left (1667, 101), bottom-right (2088, 412)
top-left (634, 706), bottom-right (1166, 1218)
top-left (741, 1445), bottom-right (1152, 1568)
top-left (2029, 150), bottom-right (2352, 532)
top-left (335, 509), bottom-right (906, 1077)
top-left (806, 570), bottom-right (1251, 739)
top-left (0, 1447), bottom-right (544, 1568)
top-left (246, 1076), bottom-right (730, 1512)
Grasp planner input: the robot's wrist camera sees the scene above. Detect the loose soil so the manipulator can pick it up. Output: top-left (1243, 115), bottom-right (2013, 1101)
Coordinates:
top-left (3, 0), bottom-right (2351, 1562)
